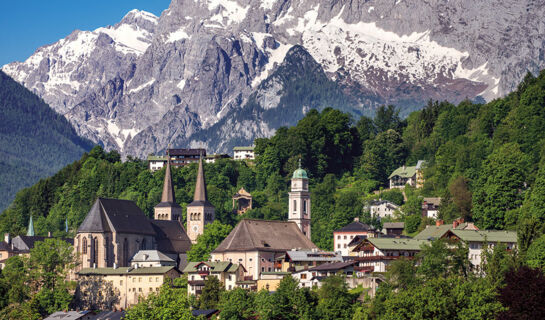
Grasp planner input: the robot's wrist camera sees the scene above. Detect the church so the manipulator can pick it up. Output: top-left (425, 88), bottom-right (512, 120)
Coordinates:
top-left (74, 155), bottom-right (213, 270)
top-left (210, 162), bottom-right (316, 280)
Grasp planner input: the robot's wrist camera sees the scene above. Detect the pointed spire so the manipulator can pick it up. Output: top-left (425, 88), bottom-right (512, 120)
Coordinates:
top-left (27, 216), bottom-right (35, 236)
top-left (193, 152), bottom-right (208, 202)
top-left (160, 155), bottom-right (176, 204)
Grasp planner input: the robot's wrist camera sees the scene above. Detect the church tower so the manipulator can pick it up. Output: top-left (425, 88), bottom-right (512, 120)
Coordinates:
top-left (154, 155), bottom-right (182, 221)
top-left (187, 155), bottom-right (215, 243)
top-left (288, 160), bottom-right (311, 239)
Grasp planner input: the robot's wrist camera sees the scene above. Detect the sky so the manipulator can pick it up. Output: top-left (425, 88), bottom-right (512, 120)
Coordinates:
top-left (0, 0), bottom-right (171, 66)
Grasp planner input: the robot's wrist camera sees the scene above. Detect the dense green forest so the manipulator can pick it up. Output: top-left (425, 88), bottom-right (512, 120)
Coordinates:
top-left (2, 70), bottom-right (545, 253)
top-left (0, 71), bottom-right (93, 212)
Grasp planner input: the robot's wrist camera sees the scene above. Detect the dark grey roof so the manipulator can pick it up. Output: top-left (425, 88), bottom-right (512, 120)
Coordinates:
top-left (309, 260), bottom-right (357, 272)
top-left (347, 235), bottom-right (367, 246)
top-left (78, 198), bottom-right (155, 235)
top-left (11, 236), bottom-right (72, 252)
top-left (190, 155), bottom-right (209, 205)
top-left (151, 220), bottom-right (192, 253)
top-left (383, 222), bottom-right (405, 229)
top-left (0, 241), bottom-right (13, 252)
top-left (186, 200), bottom-right (214, 207)
top-left (334, 221), bottom-right (375, 233)
top-left (213, 219), bottom-right (317, 253)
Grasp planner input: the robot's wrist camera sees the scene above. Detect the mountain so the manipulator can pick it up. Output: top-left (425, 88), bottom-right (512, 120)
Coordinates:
top-left (0, 71), bottom-right (93, 211)
top-left (3, 1), bottom-right (545, 157)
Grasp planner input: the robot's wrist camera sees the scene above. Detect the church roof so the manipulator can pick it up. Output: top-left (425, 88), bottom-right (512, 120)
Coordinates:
top-left (150, 220), bottom-right (192, 253)
top-left (78, 198), bottom-right (155, 235)
top-left (131, 250), bottom-right (175, 263)
top-left (187, 155), bottom-right (214, 207)
top-left (212, 219), bottom-right (317, 253)
top-left (155, 160), bottom-right (181, 209)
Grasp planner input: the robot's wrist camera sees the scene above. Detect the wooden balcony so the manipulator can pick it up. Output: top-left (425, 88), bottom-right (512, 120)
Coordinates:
top-left (354, 255), bottom-right (414, 262)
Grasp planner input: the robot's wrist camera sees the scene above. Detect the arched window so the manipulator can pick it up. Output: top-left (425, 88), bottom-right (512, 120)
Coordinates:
top-left (82, 237), bottom-right (88, 254)
top-left (303, 200), bottom-right (307, 213)
top-left (293, 200), bottom-right (297, 211)
top-left (105, 237), bottom-right (109, 263)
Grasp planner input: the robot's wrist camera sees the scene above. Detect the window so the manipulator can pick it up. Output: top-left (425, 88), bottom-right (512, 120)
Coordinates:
top-left (156, 287), bottom-right (159, 291)
top-left (139, 288), bottom-right (142, 292)
top-left (268, 267), bottom-right (271, 272)
top-left (249, 258), bottom-right (252, 262)
top-left (337, 235), bottom-right (340, 239)
top-left (191, 276), bottom-right (195, 280)
top-left (261, 267), bottom-right (265, 272)
top-left (156, 277), bottom-right (159, 282)
top-left (149, 288), bottom-right (153, 292)
top-left (293, 200), bottom-right (297, 210)
top-left (120, 280), bottom-right (123, 285)
top-left (344, 244), bottom-right (347, 248)
top-left (344, 235), bottom-right (347, 239)
top-left (303, 200), bottom-right (307, 213)
top-left (337, 244), bottom-right (341, 249)
top-left (301, 273), bottom-right (307, 279)
top-left (82, 237), bottom-right (87, 254)
top-left (139, 277), bottom-right (142, 283)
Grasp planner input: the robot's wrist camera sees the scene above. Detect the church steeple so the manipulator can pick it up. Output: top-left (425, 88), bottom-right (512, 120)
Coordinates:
top-left (161, 158), bottom-right (177, 204)
top-left (154, 151), bottom-right (182, 221)
top-left (187, 153), bottom-right (215, 243)
top-left (27, 216), bottom-right (35, 236)
top-left (193, 153), bottom-right (208, 202)
top-left (289, 161), bottom-right (311, 240)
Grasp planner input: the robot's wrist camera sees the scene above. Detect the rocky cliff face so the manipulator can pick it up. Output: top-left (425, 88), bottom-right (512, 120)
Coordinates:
top-left (3, 0), bottom-right (545, 157)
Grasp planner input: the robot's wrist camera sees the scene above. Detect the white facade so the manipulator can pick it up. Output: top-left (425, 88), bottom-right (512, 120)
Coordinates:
top-left (149, 160), bottom-right (166, 172)
top-left (233, 148), bottom-right (255, 160)
top-left (288, 177), bottom-right (311, 239)
top-left (368, 201), bottom-right (399, 219)
top-left (334, 233), bottom-right (361, 256)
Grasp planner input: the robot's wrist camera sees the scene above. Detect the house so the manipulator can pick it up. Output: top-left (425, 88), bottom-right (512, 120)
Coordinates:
top-left (389, 165), bottom-right (416, 188)
top-left (412, 219), bottom-right (479, 241)
top-left (184, 261), bottom-right (245, 295)
top-left (415, 160), bottom-right (427, 188)
top-left (77, 266), bottom-right (179, 309)
top-left (147, 155), bottom-right (168, 172)
top-left (232, 187), bottom-right (253, 215)
top-left (333, 218), bottom-right (377, 256)
top-left (293, 261), bottom-right (358, 288)
top-left (352, 238), bottom-right (428, 273)
top-left (130, 250), bottom-right (177, 268)
top-left (366, 200), bottom-right (400, 220)
top-left (233, 146), bottom-right (255, 160)
top-left (383, 222), bottom-right (405, 236)
top-left (257, 271), bottom-right (291, 291)
top-left (441, 229), bottom-right (517, 270)
top-left (167, 148), bottom-right (206, 167)
top-left (422, 197), bottom-right (441, 218)
top-left (277, 249), bottom-right (343, 272)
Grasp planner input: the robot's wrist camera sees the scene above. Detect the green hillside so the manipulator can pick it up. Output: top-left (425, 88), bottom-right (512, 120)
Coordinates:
top-left (0, 71), bottom-right (93, 211)
top-left (2, 69), bottom-right (545, 252)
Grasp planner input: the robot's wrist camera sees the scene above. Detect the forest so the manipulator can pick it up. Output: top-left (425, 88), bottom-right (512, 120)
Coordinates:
top-left (1, 67), bottom-right (545, 320)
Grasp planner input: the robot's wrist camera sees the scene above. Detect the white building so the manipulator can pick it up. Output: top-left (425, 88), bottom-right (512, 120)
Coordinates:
top-left (352, 238), bottom-right (427, 273)
top-left (366, 200), bottom-right (400, 220)
top-left (183, 261), bottom-right (246, 295)
top-left (333, 218), bottom-right (377, 256)
top-left (147, 155), bottom-right (168, 171)
top-left (293, 261), bottom-right (357, 288)
top-left (440, 229), bottom-right (517, 271)
top-left (233, 146), bottom-right (255, 160)
top-left (131, 250), bottom-right (177, 268)
top-left (422, 197), bottom-right (441, 219)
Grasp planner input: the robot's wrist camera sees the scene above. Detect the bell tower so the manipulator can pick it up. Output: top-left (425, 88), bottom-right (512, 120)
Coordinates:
top-left (288, 160), bottom-right (311, 239)
top-left (187, 154), bottom-right (215, 243)
top-left (154, 152), bottom-right (182, 221)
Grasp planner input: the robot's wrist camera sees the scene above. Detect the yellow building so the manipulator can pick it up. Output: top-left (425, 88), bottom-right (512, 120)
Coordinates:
top-left (77, 266), bottom-right (179, 309)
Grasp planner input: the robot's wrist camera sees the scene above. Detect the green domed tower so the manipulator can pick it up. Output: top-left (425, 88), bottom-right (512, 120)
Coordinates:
top-left (288, 159), bottom-right (311, 240)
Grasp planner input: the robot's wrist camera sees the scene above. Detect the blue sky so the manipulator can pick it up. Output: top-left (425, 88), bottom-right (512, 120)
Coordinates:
top-left (0, 0), bottom-right (171, 66)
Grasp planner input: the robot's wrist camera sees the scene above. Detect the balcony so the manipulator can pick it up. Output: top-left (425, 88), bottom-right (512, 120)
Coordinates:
top-left (355, 266), bottom-right (375, 272)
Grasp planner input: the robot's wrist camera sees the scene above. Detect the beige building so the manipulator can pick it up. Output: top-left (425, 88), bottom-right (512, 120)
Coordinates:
top-left (211, 219), bottom-right (317, 280)
top-left (232, 188), bottom-right (252, 215)
top-left (186, 156), bottom-right (215, 243)
top-left (77, 266), bottom-right (179, 309)
top-left (184, 261), bottom-right (245, 295)
top-left (333, 218), bottom-right (378, 256)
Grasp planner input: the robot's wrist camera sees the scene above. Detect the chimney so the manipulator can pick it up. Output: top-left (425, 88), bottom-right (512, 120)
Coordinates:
top-left (453, 220), bottom-right (459, 228)
top-left (436, 220), bottom-right (444, 226)
top-left (4, 233), bottom-right (10, 244)
top-left (354, 217), bottom-right (360, 222)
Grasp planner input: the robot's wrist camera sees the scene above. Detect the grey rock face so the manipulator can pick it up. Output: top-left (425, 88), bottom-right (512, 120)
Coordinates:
top-left (3, 0), bottom-right (545, 157)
